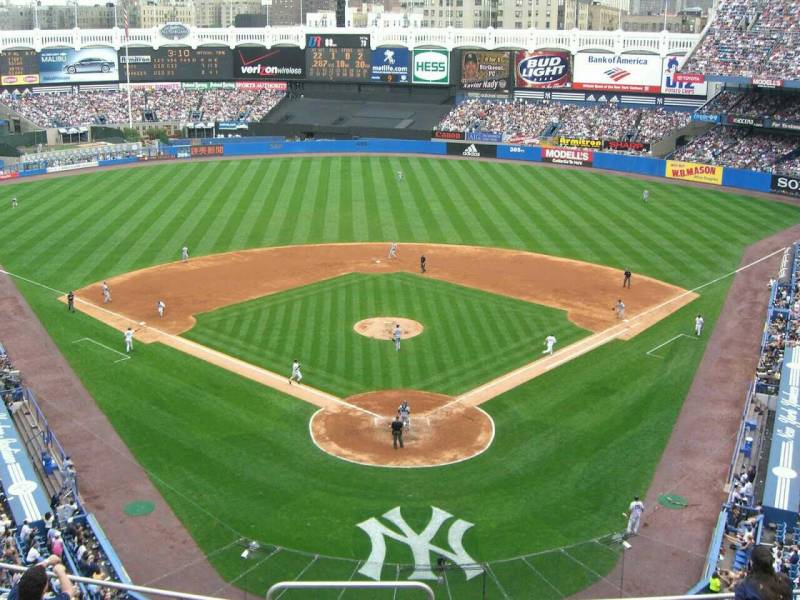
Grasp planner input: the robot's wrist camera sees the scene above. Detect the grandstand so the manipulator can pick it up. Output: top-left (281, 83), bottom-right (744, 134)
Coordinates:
top-left (1, 1), bottom-right (800, 598)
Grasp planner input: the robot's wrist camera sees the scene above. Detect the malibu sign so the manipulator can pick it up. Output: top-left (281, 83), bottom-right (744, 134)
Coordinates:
top-left (413, 49), bottom-right (449, 85)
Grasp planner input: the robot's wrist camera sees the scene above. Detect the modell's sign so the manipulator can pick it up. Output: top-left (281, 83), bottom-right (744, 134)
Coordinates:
top-left (753, 78), bottom-right (783, 88)
top-left (515, 51), bottom-right (571, 89)
top-left (772, 174), bottom-right (800, 197)
top-left (541, 146), bottom-right (593, 166)
top-left (603, 140), bottom-right (651, 152)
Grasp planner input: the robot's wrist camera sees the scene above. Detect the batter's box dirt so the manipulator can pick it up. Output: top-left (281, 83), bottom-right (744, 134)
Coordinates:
top-left (310, 390), bottom-right (494, 467)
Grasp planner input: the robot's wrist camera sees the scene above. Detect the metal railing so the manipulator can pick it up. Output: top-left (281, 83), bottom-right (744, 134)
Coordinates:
top-left (265, 581), bottom-right (435, 599)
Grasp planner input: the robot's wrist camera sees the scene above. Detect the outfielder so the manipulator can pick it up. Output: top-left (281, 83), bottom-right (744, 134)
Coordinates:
top-left (181, 245), bottom-right (189, 262)
top-left (289, 359), bottom-right (302, 385)
top-left (102, 281), bottom-right (111, 304)
top-left (10, 197), bottom-right (17, 209)
top-left (695, 314), bottom-right (704, 336)
top-left (392, 324), bottom-right (402, 351)
top-left (626, 496), bottom-right (645, 536)
top-left (614, 299), bottom-right (625, 320)
top-left (399, 400), bottom-right (411, 429)
top-left (396, 170), bottom-right (404, 181)
top-left (543, 334), bottom-right (557, 355)
top-left (124, 328), bottom-right (134, 353)
top-left (642, 189), bottom-right (649, 203)
top-left (157, 300), bottom-right (166, 318)
top-left (388, 242), bottom-right (398, 260)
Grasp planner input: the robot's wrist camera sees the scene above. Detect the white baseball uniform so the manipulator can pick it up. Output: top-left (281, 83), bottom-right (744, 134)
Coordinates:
top-left (616, 300), bottom-right (625, 319)
top-left (695, 316), bottom-right (704, 336)
top-left (290, 361), bottom-right (302, 384)
top-left (643, 190), bottom-right (649, 203)
top-left (181, 246), bottom-right (189, 262)
top-left (124, 329), bottom-right (134, 353)
top-left (157, 300), bottom-right (165, 318)
top-left (543, 335), bottom-right (557, 355)
top-left (393, 325), bottom-right (401, 351)
top-left (627, 500), bottom-right (645, 535)
top-left (102, 282), bottom-right (111, 304)
top-left (388, 243), bottom-right (398, 259)
top-left (399, 402), bottom-right (410, 428)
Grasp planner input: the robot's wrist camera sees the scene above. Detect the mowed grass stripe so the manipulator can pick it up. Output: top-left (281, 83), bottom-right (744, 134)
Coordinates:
top-left (336, 157), bottom-right (355, 241)
top-left (321, 157), bottom-right (343, 241)
top-left (274, 159), bottom-right (314, 247)
top-left (461, 161), bottom-right (527, 249)
top-left (231, 160), bottom-right (281, 249)
top-left (241, 159), bottom-right (292, 248)
top-left (398, 156), bottom-right (444, 242)
top-left (361, 158), bottom-right (396, 243)
top-left (375, 159), bottom-right (415, 243)
top-left (292, 158), bottom-right (329, 244)
top-left (349, 158), bottom-right (373, 241)
top-left (415, 159), bottom-right (466, 244)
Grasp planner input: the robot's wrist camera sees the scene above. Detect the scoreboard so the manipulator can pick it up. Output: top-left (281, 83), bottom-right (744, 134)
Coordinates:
top-left (306, 34), bottom-right (370, 49)
top-left (121, 48), bottom-right (232, 82)
top-left (0, 50), bottom-right (39, 86)
top-left (306, 47), bottom-right (371, 82)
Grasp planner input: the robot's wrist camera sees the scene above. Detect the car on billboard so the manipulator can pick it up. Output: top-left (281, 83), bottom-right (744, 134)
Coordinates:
top-left (515, 51), bottom-right (571, 88)
top-left (40, 47), bottom-right (119, 83)
top-left (412, 49), bottom-right (449, 85)
top-left (64, 57), bottom-right (115, 74)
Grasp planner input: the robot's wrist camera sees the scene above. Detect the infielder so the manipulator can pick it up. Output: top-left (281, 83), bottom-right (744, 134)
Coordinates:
top-left (124, 327), bottom-right (134, 353)
top-left (695, 314), bottom-right (704, 336)
top-left (181, 245), bottom-right (189, 262)
top-left (626, 496), bottom-right (645, 536)
top-left (102, 281), bottom-right (111, 304)
top-left (543, 334), bottom-right (557, 355)
top-left (66, 291), bottom-right (75, 313)
top-left (614, 299), bottom-right (625, 320)
top-left (642, 189), bottom-right (649, 203)
top-left (393, 324), bottom-right (402, 351)
top-left (399, 400), bottom-right (411, 429)
top-left (388, 242), bottom-right (398, 260)
top-left (289, 359), bottom-right (302, 385)
top-left (157, 300), bottom-right (165, 318)
top-left (420, 255), bottom-right (427, 274)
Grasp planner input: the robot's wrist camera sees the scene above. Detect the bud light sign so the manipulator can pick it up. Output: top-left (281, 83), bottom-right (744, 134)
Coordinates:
top-left (515, 51), bottom-right (571, 89)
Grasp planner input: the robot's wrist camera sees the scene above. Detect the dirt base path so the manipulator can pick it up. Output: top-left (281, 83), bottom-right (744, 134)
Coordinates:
top-left (576, 224), bottom-right (800, 598)
top-left (72, 243), bottom-right (692, 339)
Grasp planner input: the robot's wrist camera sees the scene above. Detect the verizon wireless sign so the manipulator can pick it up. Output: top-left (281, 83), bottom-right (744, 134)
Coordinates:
top-left (541, 146), bottom-right (593, 166)
top-left (234, 47), bottom-right (305, 80)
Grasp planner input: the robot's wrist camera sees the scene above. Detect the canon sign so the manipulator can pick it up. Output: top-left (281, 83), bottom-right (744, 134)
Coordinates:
top-left (515, 51), bottom-right (571, 88)
top-left (773, 174), bottom-right (800, 197)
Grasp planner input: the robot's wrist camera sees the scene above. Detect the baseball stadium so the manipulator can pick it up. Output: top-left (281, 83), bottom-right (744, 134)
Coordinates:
top-left (0, 3), bottom-right (800, 599)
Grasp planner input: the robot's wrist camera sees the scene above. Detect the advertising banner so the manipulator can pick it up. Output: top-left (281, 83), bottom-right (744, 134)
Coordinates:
top-left (665, 160), bottom-right (723, 185)
top-left (603, 140), bottom-right (651, 152)
top-left (573, 53), bottom-right (661, 94)
top-left (412, 49), bottom-right (449, 85)
top-left (692, 113), bottom-right (721, 123)
top-left (234, 47), bottom-right (305, 80)
top-left (466, 131), bottom-right (503, 143)
top-left (0, 49), bottom-right (39, 86)
top-left (554, 136), bottom-right (602, 149)
top-left (770, 120), bottom-right (800, 132)
top-left (41, 47), bottom-right (119, 83)
top-left (445, 142), bottom-right (497, 158)
top-left (432, 130), bottom-right (465, 140)
top-left (727, 115), bottom-right (764, 126)
top-left (772, 174), bottom-right (800, 196)
top-left (370, 48), bottom-right (410, 83)
top-left (191, 145), bottom-right (224, 156)
top-left (753, 78), bottom-right (783, 88)
top-left (459, 50), bottom-right (511, 91)
top-left (541, 146), bottom-right (593, 166)
top-left (514, 51), bottom-right (571, 89)
top-left (235, 80), bottom-right (287, 90)
top-left (661, 56), bottom-right (707, 96)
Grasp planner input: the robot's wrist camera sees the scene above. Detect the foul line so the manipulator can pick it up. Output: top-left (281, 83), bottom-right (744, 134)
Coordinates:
top-left (646, 333), bottom-right (696, 358)
top-left (440, 245), bottom-right (789, 412)
top-left (0, 267), bottom-right (381, 419)
top-left (72, 337), bottom-right (130, 363)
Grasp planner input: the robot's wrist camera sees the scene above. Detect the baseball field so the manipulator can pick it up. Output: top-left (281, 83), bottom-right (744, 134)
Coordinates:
top-left (2, 155), bottom-right (799, 598)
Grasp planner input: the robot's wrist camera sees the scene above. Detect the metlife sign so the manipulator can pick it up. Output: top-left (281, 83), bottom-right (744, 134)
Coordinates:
top-left (413, 49), bottom-right (449, 85)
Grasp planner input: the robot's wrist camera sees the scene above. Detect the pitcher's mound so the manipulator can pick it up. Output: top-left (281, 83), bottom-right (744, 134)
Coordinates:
top-left (309, 390), bottom-right (494, 468)
top-left (353, 317), bottom-right (424, 340)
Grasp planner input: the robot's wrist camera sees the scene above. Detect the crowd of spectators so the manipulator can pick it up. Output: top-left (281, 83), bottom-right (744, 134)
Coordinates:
top-left (700, 90), bottom-right (800, 121)
top-left (434, 99), bottom-right (691, 146)
top-left (755, 311), bottom-right (787, 393)
top-left (682, 0), bottom-right (800, 80)
top-left (0, 87), bottom-right (285, 128)
top-left (673, 127), bottom-right (800, 175)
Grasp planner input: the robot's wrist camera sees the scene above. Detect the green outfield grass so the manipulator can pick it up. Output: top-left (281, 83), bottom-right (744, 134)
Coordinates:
top-left (185, 272), bottom-right (589, 397)
top-left (2, 156), bottom-right (799, 598)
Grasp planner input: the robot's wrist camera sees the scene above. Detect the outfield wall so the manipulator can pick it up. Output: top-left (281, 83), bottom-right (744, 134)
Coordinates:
top-left (9, 137), bottom-right (785, 197)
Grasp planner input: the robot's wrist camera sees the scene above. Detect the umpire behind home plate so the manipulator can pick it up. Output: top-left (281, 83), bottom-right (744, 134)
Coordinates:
top-left (391, 414), bottom-right (404, 449)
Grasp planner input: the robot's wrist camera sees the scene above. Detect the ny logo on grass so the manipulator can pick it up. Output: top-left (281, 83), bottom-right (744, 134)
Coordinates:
top-left (356, 506), bottom-right (483, 581)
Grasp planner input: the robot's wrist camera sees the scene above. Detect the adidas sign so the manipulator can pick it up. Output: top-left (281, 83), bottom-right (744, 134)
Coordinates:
top-left (462, 144), bottom-right (480, 157)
